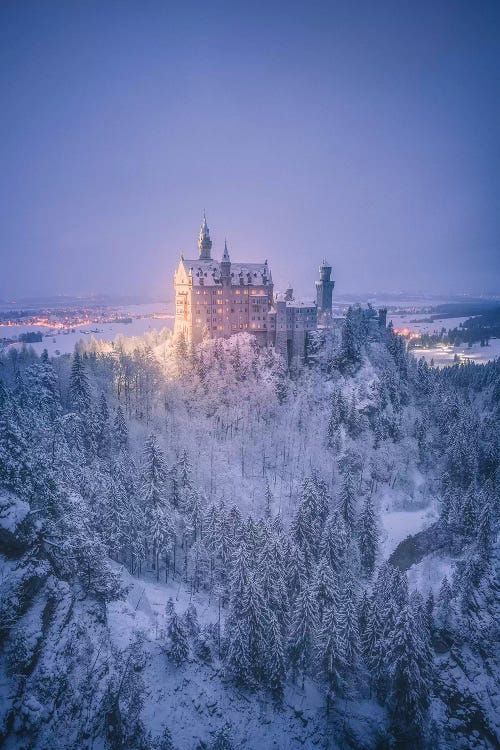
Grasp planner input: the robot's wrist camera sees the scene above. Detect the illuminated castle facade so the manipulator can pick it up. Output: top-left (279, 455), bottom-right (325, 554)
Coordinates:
top-left (174, 214), bottom-right (326, 365)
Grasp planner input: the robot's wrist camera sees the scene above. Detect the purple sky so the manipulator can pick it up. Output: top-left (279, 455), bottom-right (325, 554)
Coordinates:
top-left (0, 0), bottom-right (499, 300)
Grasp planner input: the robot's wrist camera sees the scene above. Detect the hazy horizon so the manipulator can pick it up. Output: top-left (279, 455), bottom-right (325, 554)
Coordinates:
top-left (1, 1), bottom-right (499, 299)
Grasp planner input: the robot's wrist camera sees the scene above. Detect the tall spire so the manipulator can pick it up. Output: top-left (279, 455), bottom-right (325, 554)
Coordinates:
top-left (198, 210), bottom-right (212, 259)
top-left (221, 238), bottom-right (231, 283)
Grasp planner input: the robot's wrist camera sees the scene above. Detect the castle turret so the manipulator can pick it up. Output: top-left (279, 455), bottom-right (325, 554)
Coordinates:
top-left (221, 239), bottom-right (231, 284)
top-left (315, 259), bottom-right (334, 313)
top-left (198, 211), bottom-right (212, 260)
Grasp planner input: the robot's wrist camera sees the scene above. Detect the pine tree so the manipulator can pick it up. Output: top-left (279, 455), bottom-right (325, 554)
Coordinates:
top-left (264, 610), bottom-right (287, 697)
top-left (225, 545), bottom-right (252, 684)
top-left (258, 540), bottom-right (289, 633)
top-left (240, 572), bottom-right (267, 684)
top-left (358, 495), bottom-right (378, 575)
top-left (154, 726), bottom-right (175, 750)
top-left (141, 433), bottom-right (168, 511)
top-left (166, 607), bottom-right (189, 665)
top-left (182, 604), bottom-right (200, 637)
top-left (96, 392), bottom-right (111, 458)
top-left (209, 724), bottom-right (234, 750)
top-left (288, 582), bottom-right (319, 685)
top-left (69, 351), bottom-right (91, 413)
top-left (319, 511), bottom-right (348, 577)
top-left (338, 470), bottom-right (356, 532)
top-left (425, 591), bottom-right (434, 634)
top-left (113, 404), bottom-right (128, 450)
top-left (436, 576), bottom-right (453, 632)
top-left (286, 543), bottom-right (307, 604)
top-left (387, 604), bottom-right (430, 748)
top-left (316, 602), bottom-right (344, 708)
top-left (358, 588), bottom-right (370, 638)
top-left (174, 331), bottom-right (188, 369)
top-left (264, 480), bottom-right (273, 518)
top-left (339, 577), bottom-right (359, 674)
top-left (0, 403), bottom-right (31, 495)
top-left (338, 305), bottom-right (364, 372)
top-left (363, 596), bottom-right (386, 699)
top-left (312, 556), bottom-right (340, 623)
top-left (150, 504), bottom-right (174, 580)
top-left (225, 618), bottom-right (250, 686)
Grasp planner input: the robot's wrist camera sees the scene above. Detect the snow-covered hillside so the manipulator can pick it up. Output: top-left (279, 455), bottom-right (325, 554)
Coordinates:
top-left (0, 309), bottom-right (498, 750)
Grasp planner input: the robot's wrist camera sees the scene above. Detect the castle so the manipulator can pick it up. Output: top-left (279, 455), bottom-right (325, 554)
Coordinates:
top-left (174, 214), bottom-right (372, 365)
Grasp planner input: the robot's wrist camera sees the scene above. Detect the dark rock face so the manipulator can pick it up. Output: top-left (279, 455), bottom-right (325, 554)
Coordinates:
top-left (388, 520), bottom-right (453, 571)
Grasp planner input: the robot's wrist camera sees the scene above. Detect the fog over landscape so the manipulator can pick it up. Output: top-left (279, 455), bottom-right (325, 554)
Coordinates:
top-left (1, 0), bottom-right (499, 300)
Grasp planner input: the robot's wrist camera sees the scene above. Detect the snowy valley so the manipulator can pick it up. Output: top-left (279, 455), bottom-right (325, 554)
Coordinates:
top-left (0, 312), bottom-right (498, 750)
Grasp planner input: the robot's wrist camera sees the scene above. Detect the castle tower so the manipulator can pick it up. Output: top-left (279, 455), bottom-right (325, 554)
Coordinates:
top-left (198, 211), bottom-right (212, 260)
top-left (220, 239), bottom-right (231, 284)
top-left (315, 260), bottom-right (335, 313)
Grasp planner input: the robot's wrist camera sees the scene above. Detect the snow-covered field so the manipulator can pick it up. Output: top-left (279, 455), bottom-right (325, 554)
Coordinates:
top-left (412, 338), bottom-right (500, 367)
top-left (389, 314), bottom-right (470, 336)
top-left (0, 303), bottom-right (175, 357)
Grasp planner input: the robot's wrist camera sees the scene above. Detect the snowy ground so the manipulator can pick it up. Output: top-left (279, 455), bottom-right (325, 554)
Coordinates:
top-left (412, 338), bottom-right (500, 367)
top-left (389, 314), bottom-right (470, 336)
top-left (380, 507), bottom-right (439, 559)
top-left (108, 566), bottom-right (331, 750)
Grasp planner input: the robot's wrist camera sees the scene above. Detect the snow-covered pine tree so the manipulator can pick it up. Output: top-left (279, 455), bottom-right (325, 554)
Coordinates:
top-left (288, 581), bottom-right (319, 686)
top-left (153, 725), bottom-right (176, 750)
top-left (338, 469), bottom-right (357, 533)
top-left (113, 403), bottom-right (128, 451)
top-left (209, 723), bottom-right (234, 750)
top-left (358, 494), bottom-right (378, 575)
top-left (264, 609), bottom-right (287, 697)
top-left (312, 555), bottom-right (340, 623)
top-left (166, 606), bottom-right (189, 665)
top-left (69, 350), bottom-right (91, 413)
top-left (338, 575), bottom-right (359, 676)
top-left (316, 601), bottom-right (344, 710)
top-left (319, 511), bottom-right (348, 577)
top-left (387, 604), bottom-right (430, 748)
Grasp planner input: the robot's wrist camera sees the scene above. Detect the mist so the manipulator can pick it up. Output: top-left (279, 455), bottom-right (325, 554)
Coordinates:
top-left (0, 0), bottom-right (499, 300)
